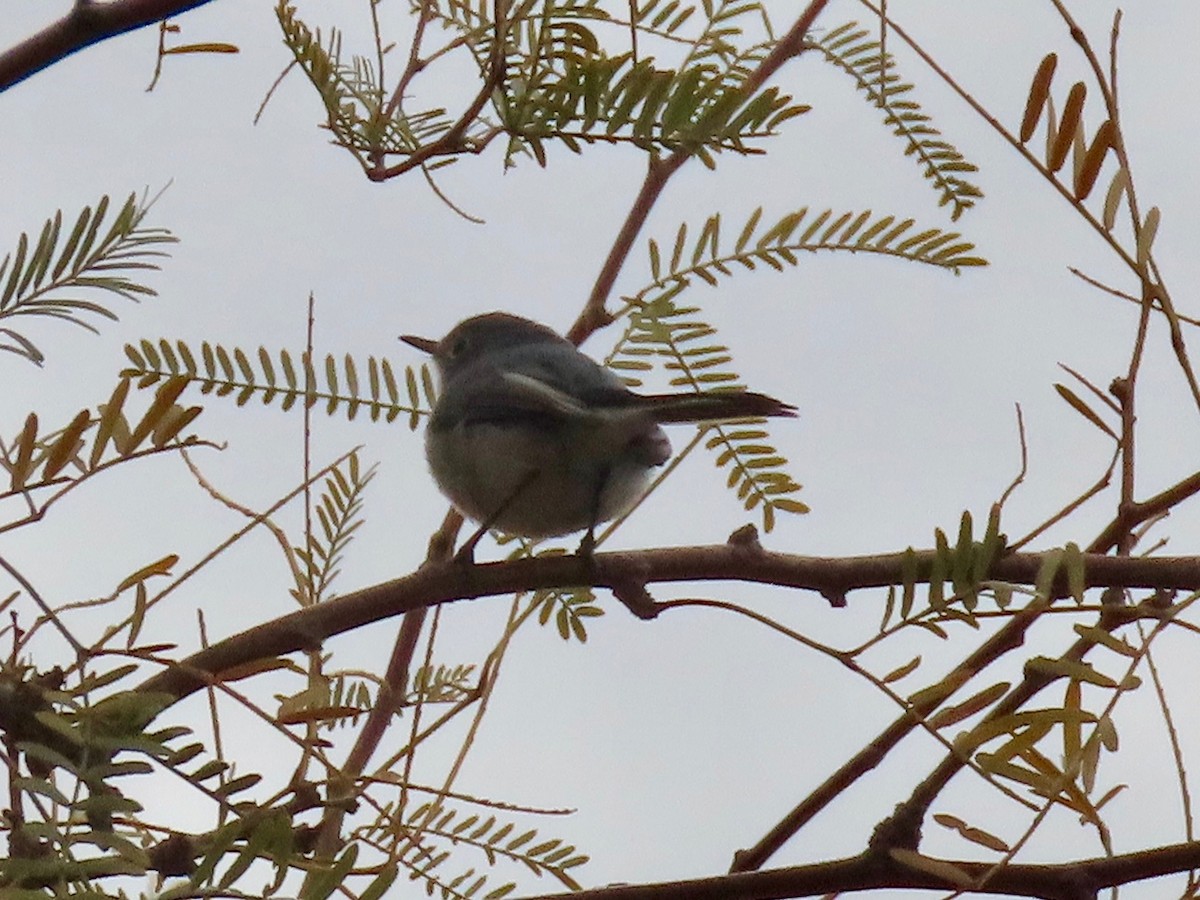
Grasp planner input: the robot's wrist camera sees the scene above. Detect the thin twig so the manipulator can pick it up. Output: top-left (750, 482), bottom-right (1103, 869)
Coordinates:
top-left (997, 404), bottom-right (1028, 510)
top-left (196, 610), bottom-right (229, 826)
top-left (0, 554), bottom-right (84, 656)
top-left (1045, 0), bottom-right (1200, 423)
top-left (371, 0), bottom-right (508, 180)
top-left (179, 447), bottom-right (306, 595)
top-left (1009, 446), bottom-right (1118, 551)
top-left (730, 588), bottom-right (1053, 872)
top-left (1139, 622), bottom-right (1195, 855)
top-left (663, 596), bottom-right (1035, 811)
top-left (253, 58), bottom-right (297, 125)
top-left (384, 0), bottom-right (434, 122)
top-left (396, 603), bottom-right (442, 821)
top-left (1059, 362), bottom-right (1121, 415)
top-left (302, 294), bottom-right (316, 605)
top-left (83, 448), bottom-right (360, 664)
top-left (401, 595), bottom-right (523, 858)
top-left (421, 162), bottom-right (487, 224)
top-left (568, 0), bottom-right (833, 344)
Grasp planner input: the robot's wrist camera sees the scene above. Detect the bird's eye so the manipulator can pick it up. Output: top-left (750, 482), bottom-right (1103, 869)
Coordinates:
top-left (449, 337), bottom-right (469, 358)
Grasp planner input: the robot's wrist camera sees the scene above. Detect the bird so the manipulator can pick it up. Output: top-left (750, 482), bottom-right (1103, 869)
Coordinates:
top-left (401, 312), bottom-right (796, 558)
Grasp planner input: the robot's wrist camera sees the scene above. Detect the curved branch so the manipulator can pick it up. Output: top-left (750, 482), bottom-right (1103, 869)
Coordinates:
top-left (515, 840), bottom-right (1200, 900)
top-left (0, 0), bottom-right (217, 92)
top-left (138, 543), bottom-right (1200, 704)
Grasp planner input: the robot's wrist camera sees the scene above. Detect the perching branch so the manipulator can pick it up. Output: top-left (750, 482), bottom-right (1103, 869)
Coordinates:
top-left (140, 541), bottom-right (1199, 705)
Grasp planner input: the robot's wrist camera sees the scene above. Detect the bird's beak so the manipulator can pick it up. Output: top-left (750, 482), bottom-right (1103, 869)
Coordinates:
top-left (400, 334), bottom-right (438, 354)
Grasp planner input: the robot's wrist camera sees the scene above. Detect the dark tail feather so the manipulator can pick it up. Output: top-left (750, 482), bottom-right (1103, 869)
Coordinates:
top-left (640, 390), bottom-right (797, 424)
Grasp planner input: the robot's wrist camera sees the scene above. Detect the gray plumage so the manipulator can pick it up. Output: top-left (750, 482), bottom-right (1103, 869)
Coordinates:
top-left (402, 312), bottom-right (796, 542)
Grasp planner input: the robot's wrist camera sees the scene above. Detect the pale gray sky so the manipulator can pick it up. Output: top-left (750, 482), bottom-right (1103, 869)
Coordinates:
top-left (2, 2), bottom-right (1199, 896)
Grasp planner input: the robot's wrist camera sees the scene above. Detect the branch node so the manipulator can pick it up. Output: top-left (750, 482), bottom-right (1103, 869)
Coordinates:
top-left (607, 570), bottom-right (661, 620)
top-left (869, 801), bottom-right (923, 852)
top-left (821, 587), bottom-right (848, 609)
top-left (1108, 375), bottom-right (1130, 404)
top-left (727, 523), bottom-right (762, 551)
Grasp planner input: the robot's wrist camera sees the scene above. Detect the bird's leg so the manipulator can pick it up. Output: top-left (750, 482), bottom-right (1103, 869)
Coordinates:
top-left (453, 522), bottom-right (490, 565)
top-left (454, 468), bottom-right (543, 564)
top-left (576, 528), bottom-right (596, 558)
top-left (575, 466), bottom-right (611, 558)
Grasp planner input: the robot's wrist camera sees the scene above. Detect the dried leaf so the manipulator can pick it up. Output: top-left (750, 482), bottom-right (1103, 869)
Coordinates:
top-left (928, 681), bottom-right (1009, 729)
top-left (41, 409), bottom-right (91, 480)
top-left (1019, 53), bottom-right (1057, 143)
top-left (889, 849), bottom-right (974, 888)
top-left (1047, 81), bottom-right (1086, 171)
top-left (1136, 206), bottom-right (1160, 269)
top-left (1102, 166), bottom-right (1128, 231)
top-left (9, 413), bottom-right (38, 491)
top-left (882, 655), bottom-right (921, 684)
top-left (1054, 383), bottom-right (1117, 439)
top-left (1074, 119), bottom-right (1116, 199)
top-left (933, 813), bottom-right (1011, 852)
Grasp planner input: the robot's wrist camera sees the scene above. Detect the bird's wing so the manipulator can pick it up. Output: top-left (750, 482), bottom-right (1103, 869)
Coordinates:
top-left (500, 371), bottom-right (590, 417)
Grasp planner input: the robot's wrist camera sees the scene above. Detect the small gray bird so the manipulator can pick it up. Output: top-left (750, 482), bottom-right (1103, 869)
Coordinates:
top-left (401, 312), bottom-right (796, 557)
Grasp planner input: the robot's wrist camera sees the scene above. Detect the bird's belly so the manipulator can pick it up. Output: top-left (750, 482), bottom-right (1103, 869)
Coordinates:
top-left (426, 421), bottom-right (660, 538)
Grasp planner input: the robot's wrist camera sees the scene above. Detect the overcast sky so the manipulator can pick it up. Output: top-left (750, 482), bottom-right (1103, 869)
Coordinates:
top-left (3, 2), bottom-right (1200, 897)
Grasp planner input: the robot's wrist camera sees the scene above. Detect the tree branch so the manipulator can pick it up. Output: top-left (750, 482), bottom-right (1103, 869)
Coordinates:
top-left (519, 840), bottom-right (1200, 900)
top-left (304, 512), bottom-right (461, 863)
top-left (567, 0), bottom-right (833, 343)
top-left (138, 543), bottom-right (1200, 704)
top-left (369, 0), bottom-right (508, 181)
top-left (730, 587), bottom-right (1053, 873)
top-left (0, 0), bottom-right (217, 92)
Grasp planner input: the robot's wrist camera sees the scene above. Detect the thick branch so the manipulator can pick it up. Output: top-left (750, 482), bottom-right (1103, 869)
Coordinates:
top-left (519, 840), bottom-right (1200, 900)
top-left (0, 0), bottom-right (216, 92)
top-left (305, 512), bottom-right (460, 863)
top-left (730, 589), bottom-right (1051, 873)
top-left (887, 622), bottom-right (1097, 835)
top-left (137, 544), bottom-right (1200, 704)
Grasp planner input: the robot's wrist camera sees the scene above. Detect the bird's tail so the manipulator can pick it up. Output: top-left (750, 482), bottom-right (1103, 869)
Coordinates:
top-left (639, 390), bottom-right (797, 424)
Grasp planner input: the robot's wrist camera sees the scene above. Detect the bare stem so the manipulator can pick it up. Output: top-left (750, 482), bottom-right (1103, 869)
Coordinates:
top-left (567, 0), bottom-right (834, 344)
